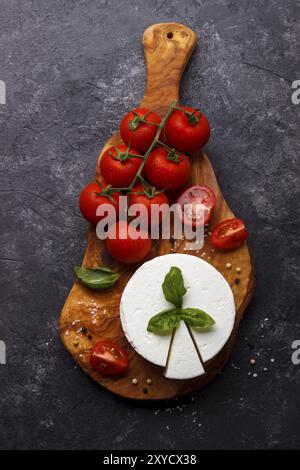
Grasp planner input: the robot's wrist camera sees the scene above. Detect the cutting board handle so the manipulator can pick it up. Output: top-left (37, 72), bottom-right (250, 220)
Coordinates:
top-left (140, 23), bottom-right (197, 115)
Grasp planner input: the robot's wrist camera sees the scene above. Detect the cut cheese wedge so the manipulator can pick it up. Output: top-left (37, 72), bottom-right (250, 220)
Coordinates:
top-left (120, 254), bottom-right (235, 379)
top-left (164, 322), bottom-right (205, 379)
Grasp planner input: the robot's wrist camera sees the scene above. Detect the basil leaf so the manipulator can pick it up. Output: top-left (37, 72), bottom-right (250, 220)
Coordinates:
top-left (74, 266), bottom-right (119, 290)
top-left (162, 266), bottom-right (187, 308)
top-left (180, 308), bottom-right (215, 329)
top-left (147, 309), bottom-right (180, 334)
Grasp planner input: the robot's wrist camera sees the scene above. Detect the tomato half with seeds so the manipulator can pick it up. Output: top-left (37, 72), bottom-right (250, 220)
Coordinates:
top-left (106, 220), bottom-right (151, 264)
top-left (165, 106), bottom-right (211, 154)
top-left (129, 184), bottom-right (169, 228)
top-left (176, 185), bottom-right (215, 227)
top-left (79, 181), bottom-right (120, 225)
top-left (90, 339), bottom-right (128, 376)
top-left (145, 147), bottom-right (191, 191)
top-left (120, 108), bottom-right (161, 153)
top-left (100, 144), bottom-right (143, 188)
top-left (210, 218), bottom-right (248, 251)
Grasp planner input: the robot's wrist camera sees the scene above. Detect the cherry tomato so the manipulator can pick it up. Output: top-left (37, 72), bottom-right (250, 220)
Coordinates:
top-left (90, 339), bottom-right (128, 376)
top-left (120, 108), bottom-right (161, 153)
top-left (165, 106), bottom-right (210, 154)
top-left (100, 144), bottom-right (143, 188)
top-left (211, 218), bottom-right (249, 251)
top-left (176, 185), bottom-right (215, 227)
top-left (129, 184), bottom-right (169, 228)
top-left (79, 181), bottom-right (120, 225)
top-left (106, 220), bottom-right (151, 264)
top-left (145, 148), bottom-right (191, 191)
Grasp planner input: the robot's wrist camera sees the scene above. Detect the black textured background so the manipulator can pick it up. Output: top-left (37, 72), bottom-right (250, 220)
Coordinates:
top-left (0, 0), bottom-right (299, 450)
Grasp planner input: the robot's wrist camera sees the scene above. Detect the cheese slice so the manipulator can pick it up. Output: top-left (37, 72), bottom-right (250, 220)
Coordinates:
top-left (120, 254), bottom-right (235, 378)
top-left (164, 321), bottom-right (205, 379)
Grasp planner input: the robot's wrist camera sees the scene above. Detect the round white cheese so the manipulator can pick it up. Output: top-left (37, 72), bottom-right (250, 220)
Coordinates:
top-left (120, 254), bottom-right (235, 376)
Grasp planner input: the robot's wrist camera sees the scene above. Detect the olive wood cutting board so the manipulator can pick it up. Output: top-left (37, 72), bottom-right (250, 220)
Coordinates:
top-left (60, 23), bottom-right (255, 400)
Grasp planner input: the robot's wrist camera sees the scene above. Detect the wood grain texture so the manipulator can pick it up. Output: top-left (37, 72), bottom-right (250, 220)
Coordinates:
top-left (60, 23), bottom-right (255, 400)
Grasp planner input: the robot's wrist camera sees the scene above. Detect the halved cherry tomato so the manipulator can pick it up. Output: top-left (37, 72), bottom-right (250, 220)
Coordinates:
top-left (210, 218), bottom-right (248, 251)
top-left (100, 144), bottom-right (143, 188)
top-left (145, 147), bottom-right (191, 191)
top-left (176, 185), bottom-right (215, 227)
top-left (106, 220), bottom-right (151, 264)
top-left (164, 106), bottom-right (210, 154)
top-left (120, 108), bottom-right (161, 153)
top-left (79, 181), bottom-right (120, 225)
top-left (90, 339), bottom-right (128, 376)
top-left (129, 184), bottom-right (169, 228)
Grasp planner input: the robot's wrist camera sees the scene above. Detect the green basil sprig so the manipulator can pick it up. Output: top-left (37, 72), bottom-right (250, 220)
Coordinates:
top-left (74, 266), bottom-right (119, 290)
top-left (147, 266), bottom-right (215, 334)
top-left (147, 308), bottom-right (181, 334)
top-left (179, 308), bottom-right (215, 329)
top-left (162, 266), bottom-right (187, 308)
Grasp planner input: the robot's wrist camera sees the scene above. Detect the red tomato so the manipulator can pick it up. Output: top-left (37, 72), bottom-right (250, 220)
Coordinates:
top-left (176, 185), bottom-right (215, 227)
top-left (100, 144), bottom-right (143, 188)
top-left (145, 148), bottom-right (191, 191)
top-left (90, 339), bottom-right (128, 376)
top-left (211, 218), bottom-right (248, 251)
top-left (120, 108), bottom-right (161, 153)
top-left (165, 106), bottom-right (210, 154)
top-left (106, 220), bottom-right (151, 264)
top-left (129, 184), bottom-right (169, 228)
top-left (79, 181), bottom-right (120, 225)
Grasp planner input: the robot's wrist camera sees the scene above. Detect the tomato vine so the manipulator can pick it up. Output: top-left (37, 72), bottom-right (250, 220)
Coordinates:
top-left (96, 100), bottom-right (185, 196)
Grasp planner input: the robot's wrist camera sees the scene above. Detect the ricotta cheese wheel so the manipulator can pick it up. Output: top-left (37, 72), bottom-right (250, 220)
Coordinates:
top-left (120, 254), bottom-right (235, 378)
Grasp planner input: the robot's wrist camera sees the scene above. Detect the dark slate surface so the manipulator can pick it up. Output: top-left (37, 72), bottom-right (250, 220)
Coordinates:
top-left (0, 0), bottom-right (299, 450)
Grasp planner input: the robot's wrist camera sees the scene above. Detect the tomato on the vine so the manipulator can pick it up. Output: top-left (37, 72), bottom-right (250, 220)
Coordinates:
top-left (79, 181), bottom-right (120, 226)
top-left (100, 144), bottom-right (143, 188)
top-left (176, 185), bottom-right (215, 227)
top-left (165, 106), bottom-right (210, 154)
top-left (120, 108), bottom-right (161, 153)
top-left (210, 218), bottom-right (248, 251)
top-left (129, 184), bottom-right (169, 228)
top-left (106, 220), bottom-right (151, 264)
top-left (145, 147), bottom-right (191, 191)
top-left (90, 339), bottom-right (128, 376)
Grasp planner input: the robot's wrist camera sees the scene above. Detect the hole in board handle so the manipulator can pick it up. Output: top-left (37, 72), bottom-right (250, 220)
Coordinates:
top-left (167, 32), bottom-right (173, 39)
